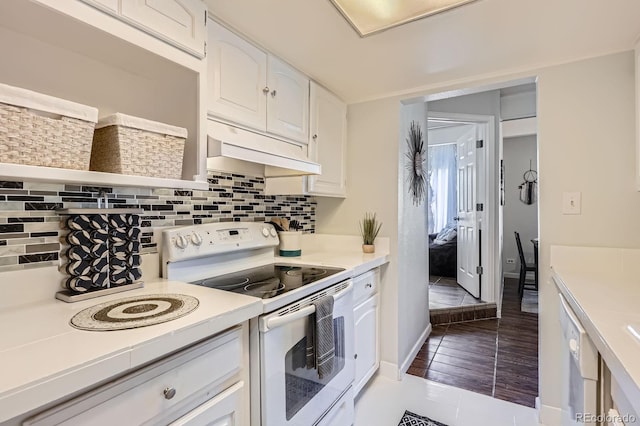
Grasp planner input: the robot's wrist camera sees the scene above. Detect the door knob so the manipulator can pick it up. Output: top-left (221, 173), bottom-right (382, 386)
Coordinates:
top-left (263, 87), bottom-right (270, 94)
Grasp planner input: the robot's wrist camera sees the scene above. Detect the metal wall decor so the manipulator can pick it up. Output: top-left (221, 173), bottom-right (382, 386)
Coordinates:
top-left (405, 120), bottom-right (427, 206)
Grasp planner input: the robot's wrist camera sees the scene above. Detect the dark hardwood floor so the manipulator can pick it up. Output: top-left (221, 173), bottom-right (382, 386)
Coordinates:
top-left (408, 278), bottom-right (538, 407)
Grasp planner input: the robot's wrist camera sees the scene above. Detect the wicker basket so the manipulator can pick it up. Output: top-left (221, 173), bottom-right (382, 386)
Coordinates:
top-left (0, 83), bottom-right (98, 170)
top-left (90, 113), bottom-right (186, 179)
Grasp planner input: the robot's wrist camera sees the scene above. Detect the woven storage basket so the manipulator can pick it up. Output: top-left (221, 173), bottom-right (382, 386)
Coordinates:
top-left (0, 83), bottom-right (98, 170)
top-left (90, 113), bottom-right (186, 179)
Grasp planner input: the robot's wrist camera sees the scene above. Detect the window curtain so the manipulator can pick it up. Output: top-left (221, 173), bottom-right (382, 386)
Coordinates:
top-left (428, 144), bottom-right (457, 234)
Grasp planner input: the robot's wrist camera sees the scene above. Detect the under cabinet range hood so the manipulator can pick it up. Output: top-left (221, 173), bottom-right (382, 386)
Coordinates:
top-left (207, 121), bottom-right (321, 177)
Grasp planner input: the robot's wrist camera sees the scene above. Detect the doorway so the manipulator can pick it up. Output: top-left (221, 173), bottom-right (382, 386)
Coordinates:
top-left (426, 112), bottom-right (498, 324)
top-left (408, 83), bottom-right (539, 408)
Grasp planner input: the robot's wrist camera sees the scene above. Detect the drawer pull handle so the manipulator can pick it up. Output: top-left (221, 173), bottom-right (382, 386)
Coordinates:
top-left (365, 283), bottom-right (372, 289)
top-left (163, 387), bottom-right (177, 400)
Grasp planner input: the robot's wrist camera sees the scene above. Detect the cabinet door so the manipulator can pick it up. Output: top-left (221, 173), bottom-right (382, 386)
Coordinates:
top-left (307, 82), bottom-right (347, 197)
top-left (170, 381), bottom-right (245, 426)
top-left (354, 294), bottom-right (380, 396)
top-left (266, 56), bottom-right (309, 143)
top-left (119, 0), bottom-right (206, 58)
top-left (208, 19), bottom-right (267, 131)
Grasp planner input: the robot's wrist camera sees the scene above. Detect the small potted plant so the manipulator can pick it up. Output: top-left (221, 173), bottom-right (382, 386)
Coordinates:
top-left (360, 212), bottom-right (382, 253)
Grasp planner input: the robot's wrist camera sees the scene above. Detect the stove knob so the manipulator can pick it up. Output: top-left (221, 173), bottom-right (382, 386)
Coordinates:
top-left (261, 227), bottom-right (270, 238)
top-left (270, 228), bottom-right (277, 237)
top-left (191, 232), bottom-right (203, 246)
top-left (175, 234), bottom-right (188, 250)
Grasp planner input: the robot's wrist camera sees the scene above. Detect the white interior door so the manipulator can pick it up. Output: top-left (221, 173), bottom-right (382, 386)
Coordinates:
top-left (456, 125), bottom-right (480, 298)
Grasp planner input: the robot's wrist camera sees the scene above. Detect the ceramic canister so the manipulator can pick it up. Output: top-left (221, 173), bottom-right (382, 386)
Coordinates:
top-left (277, 231), bottom-right (302, 257)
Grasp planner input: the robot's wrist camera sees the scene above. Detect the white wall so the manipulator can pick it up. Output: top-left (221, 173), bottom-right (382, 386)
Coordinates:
top-left (397, 102), bottom-right (430, 372)
top-left (502, 135), bottom-right (538, 276)
top-left (427, 124), bottom-right (472, 146)
top-left (315, 98), bottom-right (430, 375)
top-left (317, 50), bottom-right (638, 422)
top-left (316, 97), bottom-right (402, 369)
top-left (500, 91), bottom-right (537, 120)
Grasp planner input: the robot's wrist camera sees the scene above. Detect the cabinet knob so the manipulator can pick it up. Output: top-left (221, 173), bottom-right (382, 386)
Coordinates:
top-left (271, 90), bottom-right (277, 97)
top-left (365, 283), bottom-right (372, 289)
top-left (312, 134), bottom-right (318, 140)
top-left (354, 353), bottom-right (358, 359)
top-left (263, 87), bottom-right (270, 94)
top-left (163, 387), bottom-right (177, 400)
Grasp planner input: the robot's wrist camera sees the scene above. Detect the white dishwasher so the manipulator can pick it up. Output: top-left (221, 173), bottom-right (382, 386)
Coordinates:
top-left (559, 293), bottom-right (599, 426)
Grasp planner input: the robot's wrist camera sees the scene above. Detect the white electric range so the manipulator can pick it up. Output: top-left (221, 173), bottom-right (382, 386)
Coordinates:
top-left (162, 222), bottom-right (355, 426)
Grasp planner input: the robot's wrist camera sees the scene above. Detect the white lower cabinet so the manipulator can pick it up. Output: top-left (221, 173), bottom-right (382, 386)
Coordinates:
top-left (24, 326), bottom-right (248, 426)
top-left (352, 269), bottom-right (380, 396)
top-left (170, 381), bottom-right (245, 426)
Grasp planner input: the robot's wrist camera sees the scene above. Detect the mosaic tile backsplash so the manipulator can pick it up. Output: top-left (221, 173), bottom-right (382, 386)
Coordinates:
top-left (0, 173), bottom-right (316, 273)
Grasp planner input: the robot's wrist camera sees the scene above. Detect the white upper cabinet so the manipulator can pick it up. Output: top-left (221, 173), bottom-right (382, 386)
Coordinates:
top-left (207, 19), bottom-right (267, 131)
top-left (266, 56), bottom-right (309, 143)
top-left (307, 82), bottom-right (347, 196)
top-left (81, 0), bottom-right (207, 58)
top-left (207, 19), bottom-right (310, 144)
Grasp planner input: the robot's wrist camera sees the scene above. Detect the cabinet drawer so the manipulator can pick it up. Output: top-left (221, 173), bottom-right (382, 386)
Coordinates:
top-left (25, 327), bottom-right (243, 426)
top-left (170, 381), bottom-right (245, 426)
top-left (352, 268), bottom-right (379, 306)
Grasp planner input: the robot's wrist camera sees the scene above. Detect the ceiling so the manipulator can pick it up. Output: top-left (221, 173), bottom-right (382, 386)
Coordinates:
top-left (206, 0), bottom-right (640, 104)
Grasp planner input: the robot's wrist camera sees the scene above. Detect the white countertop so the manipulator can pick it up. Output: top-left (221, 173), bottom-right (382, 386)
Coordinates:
top-left (276, 233), bottom-right (390, 277)
top-left (0, 279), bottom-right (263, 423)
top-left (0, 234), bottom-right (390, 423)
top-left (550, 245), bottom-right (640, 414)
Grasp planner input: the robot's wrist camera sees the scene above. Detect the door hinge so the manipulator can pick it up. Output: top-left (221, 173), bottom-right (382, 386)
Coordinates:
top-left (476, 266), bottom-right (484, 275)
top-left (476, 139), bottom-right (484, 148)
top-left (476, 203), bottom-right (484, 212)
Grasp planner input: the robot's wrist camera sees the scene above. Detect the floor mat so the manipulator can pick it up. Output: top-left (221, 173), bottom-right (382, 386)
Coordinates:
top-left (397, 410), bottom-right (448, 426)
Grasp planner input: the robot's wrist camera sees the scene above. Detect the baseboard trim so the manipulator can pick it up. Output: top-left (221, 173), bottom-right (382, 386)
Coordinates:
top-left (379, 361), bottom-right (400, 380)
top-left (539, 403), bottom-right (562, 426)
top-left (399, 323), bottom-right (432, 376)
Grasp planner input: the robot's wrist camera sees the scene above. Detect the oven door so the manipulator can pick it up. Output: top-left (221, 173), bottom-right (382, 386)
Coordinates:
top-left (259, 280), bottom-right (354, 426)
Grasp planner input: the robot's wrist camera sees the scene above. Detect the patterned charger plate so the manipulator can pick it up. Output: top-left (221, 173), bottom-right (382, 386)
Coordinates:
top-left (70, 293), bottom-right (199, 331)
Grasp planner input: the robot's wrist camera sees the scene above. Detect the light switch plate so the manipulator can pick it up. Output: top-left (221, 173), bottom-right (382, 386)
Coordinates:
top-left (562, 192), bottom-right (581, 215)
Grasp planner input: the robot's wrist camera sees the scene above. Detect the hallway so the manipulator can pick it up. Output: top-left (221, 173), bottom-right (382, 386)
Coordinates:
top-left (408, 278), bottom-right (538, 407)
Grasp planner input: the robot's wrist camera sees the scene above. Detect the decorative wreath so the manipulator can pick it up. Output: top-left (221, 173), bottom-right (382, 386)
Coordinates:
top-left (405, 121), bottom-right (426, 206)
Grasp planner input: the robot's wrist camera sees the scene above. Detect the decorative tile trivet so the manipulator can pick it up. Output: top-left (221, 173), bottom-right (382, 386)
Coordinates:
top-left (398, 410), bottom-right (448, 426)
top-left (56, 208), bottom-right (144, 303)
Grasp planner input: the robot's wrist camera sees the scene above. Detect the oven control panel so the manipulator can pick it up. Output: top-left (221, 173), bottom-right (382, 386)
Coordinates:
top-left (162, 222), bottom-right (279, 263)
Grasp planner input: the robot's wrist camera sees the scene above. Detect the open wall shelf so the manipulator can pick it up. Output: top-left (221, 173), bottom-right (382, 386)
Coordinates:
top-left (0, 163), bottom-right (208, 190)
top-left (0, 0), bottom-right (207, 188)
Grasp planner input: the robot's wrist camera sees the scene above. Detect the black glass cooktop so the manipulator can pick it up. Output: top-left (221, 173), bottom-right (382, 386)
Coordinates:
top-left (192, 264), bottom-right (345, 299)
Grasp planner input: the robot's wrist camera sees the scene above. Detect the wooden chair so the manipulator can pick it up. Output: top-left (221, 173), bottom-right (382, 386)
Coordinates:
top-left (515, 232), bottom-right (538, 300)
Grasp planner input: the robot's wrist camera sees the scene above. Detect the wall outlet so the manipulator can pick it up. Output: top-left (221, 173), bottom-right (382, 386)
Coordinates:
top-left (506, 258), bottom-right (515, 264)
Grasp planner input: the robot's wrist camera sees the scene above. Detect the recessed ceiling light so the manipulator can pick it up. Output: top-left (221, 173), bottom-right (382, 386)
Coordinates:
top-left (330, 0), bottom-right (479, 37)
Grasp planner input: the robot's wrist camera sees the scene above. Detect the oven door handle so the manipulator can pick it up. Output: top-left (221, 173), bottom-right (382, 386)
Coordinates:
top-left (260, 281), bottom-right (353, 332)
